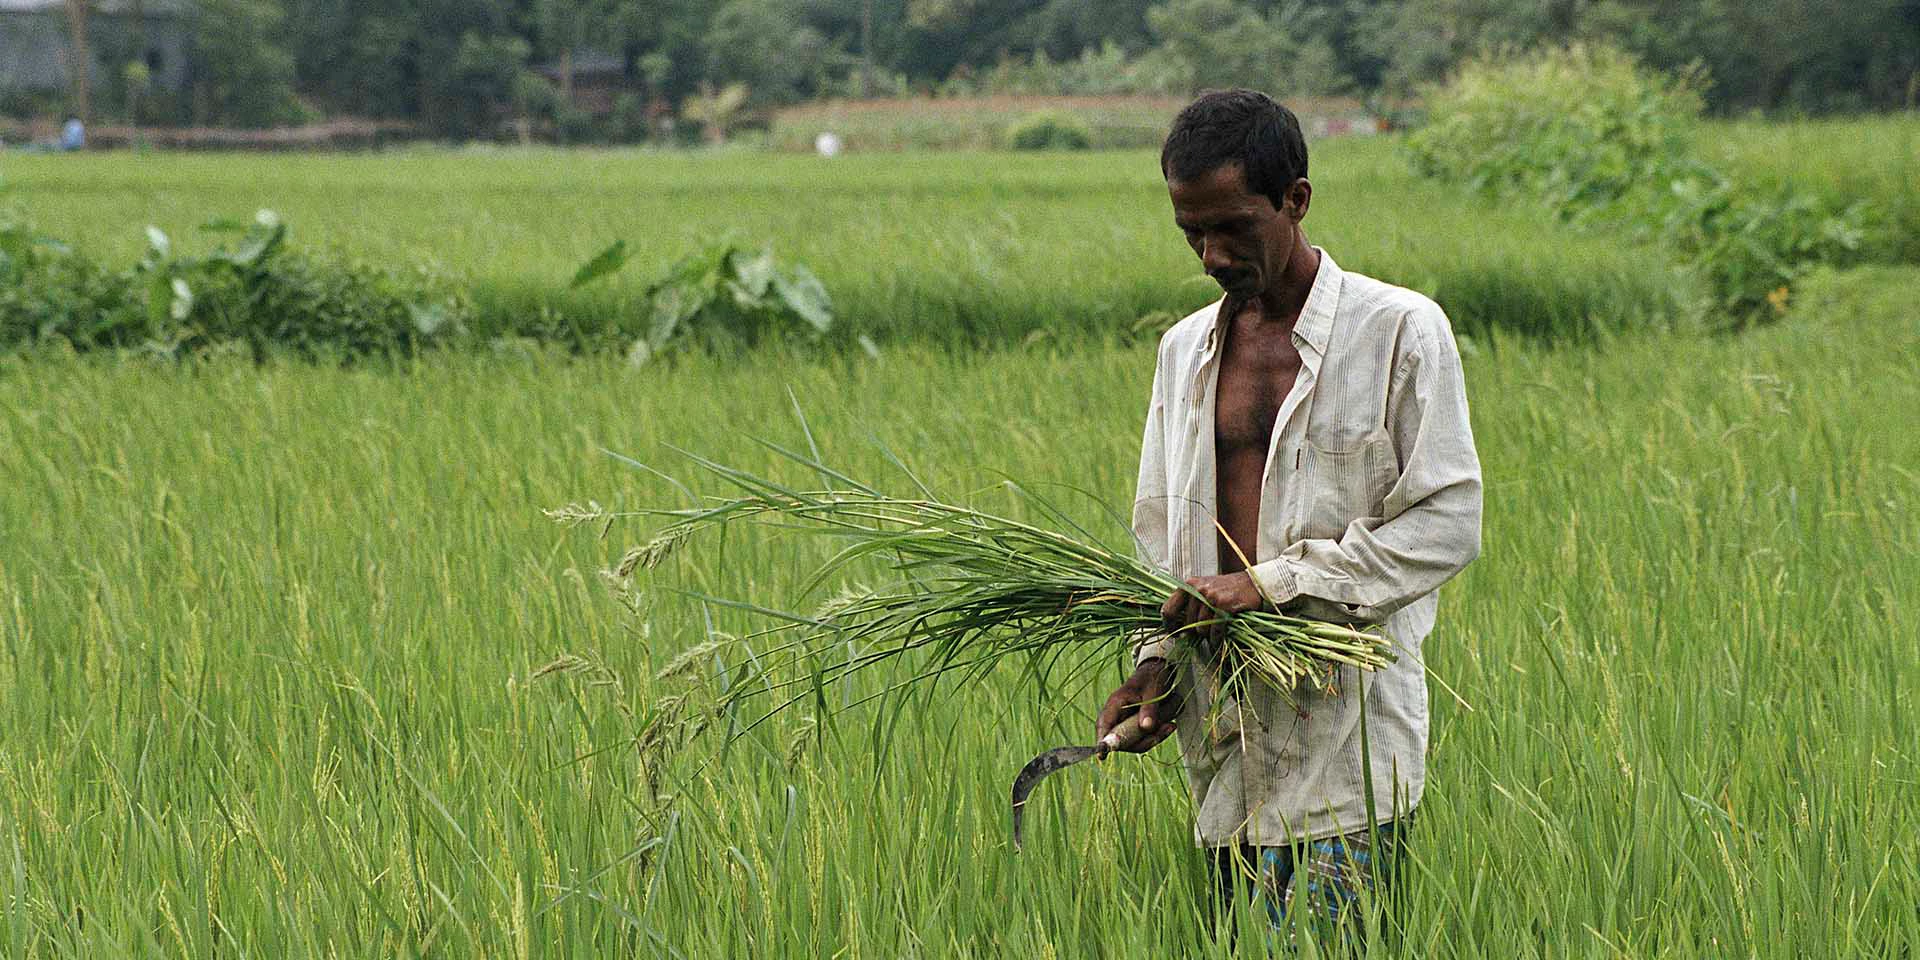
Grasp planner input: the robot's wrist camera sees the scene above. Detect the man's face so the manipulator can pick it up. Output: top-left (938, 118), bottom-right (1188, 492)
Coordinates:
top-left (1167, 163), bottom-right (1303, 301)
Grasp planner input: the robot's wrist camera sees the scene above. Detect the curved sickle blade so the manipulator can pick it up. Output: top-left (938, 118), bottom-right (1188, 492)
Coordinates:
top-left (1010, 746), bottom-right (1095, 851)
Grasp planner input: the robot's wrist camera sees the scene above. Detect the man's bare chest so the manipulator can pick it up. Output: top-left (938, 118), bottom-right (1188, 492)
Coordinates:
top-left (1214, 331), bottom-right (1302, 455)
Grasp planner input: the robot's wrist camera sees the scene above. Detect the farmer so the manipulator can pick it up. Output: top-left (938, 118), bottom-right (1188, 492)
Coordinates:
top-left (1095, 89), bottom-right (1483, 934)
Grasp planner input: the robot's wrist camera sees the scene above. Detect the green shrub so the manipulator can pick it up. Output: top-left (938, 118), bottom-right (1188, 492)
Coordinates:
top-left (1406, 43), bottom-right (1872, 325)
top-left (1405, 43), bottom-right (1705, 221)
top-left (1005, 111), bottom-right (1093, 151)
top-left (568, 238), bottom-right (851, 363)
top-left (1661, 179), bottom-right (1865, 321)
top-left (1, 211), bottom-right (466, 363)
top-left (0, 226), bottom-right (145, 350)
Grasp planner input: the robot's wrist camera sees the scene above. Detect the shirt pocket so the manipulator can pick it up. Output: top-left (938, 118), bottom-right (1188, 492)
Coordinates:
top-left (1299, 431), bottom-right (1393, 540)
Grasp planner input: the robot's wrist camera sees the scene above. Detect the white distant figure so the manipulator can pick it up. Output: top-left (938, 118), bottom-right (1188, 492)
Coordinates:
top-left (814, 131), bottom-right (843, 158)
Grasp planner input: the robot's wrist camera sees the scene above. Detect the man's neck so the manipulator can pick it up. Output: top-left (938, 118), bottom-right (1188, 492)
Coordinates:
top-left (1237, 242), bottom-right (1321, 330)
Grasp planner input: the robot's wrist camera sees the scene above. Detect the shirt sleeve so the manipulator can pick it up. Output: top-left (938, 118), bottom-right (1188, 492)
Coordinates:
top-left (1131, 343), bottom-right (1177, 664)
top-left (1246, 303), bottom-right (1483, 623)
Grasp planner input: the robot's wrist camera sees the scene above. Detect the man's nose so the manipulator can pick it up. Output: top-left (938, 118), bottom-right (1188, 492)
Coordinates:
top-left (1201, 236), bottom-right (1231, 272)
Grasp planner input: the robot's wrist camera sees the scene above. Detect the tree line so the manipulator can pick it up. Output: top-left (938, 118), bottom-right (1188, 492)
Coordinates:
top-left (44, 0), bottom-right (1920, 138)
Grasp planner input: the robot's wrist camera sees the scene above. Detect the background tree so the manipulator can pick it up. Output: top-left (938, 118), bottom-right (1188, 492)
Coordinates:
top-left (191, 0), bottom-right (305, 127)
top-left (63, 0), bottom-right (92, 123)
top-left (443, 30), bottom-right (534, 137)
top-left (82, 0), bottom-right (1915, 139)
top-left (1141, 0), bottom-right (1352, 96)
top-left (705, 0), bottom-right (833, 106)
top-left (534, 0), bottom-right (624, 103)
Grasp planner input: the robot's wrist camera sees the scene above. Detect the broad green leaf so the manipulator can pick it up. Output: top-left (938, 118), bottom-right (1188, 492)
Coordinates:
top-left (569, 240), bottom-right (631, 289)
top-left (168, 278), bottom-right (194, 322)
top-left (662, 244), bottom-right (729, 290)
top-left (727, 248), bottom-right (776, 298)
top-left (771, 264), bottom-right (834, 333)
top-left (723, 278), bottom-right (764, 312)
top-left (221, 209), bottom-right (286, 269)
top-left (144, 225), bottom-right (170, 259)
top-left (648, 282), bottom-right (711, 347)
top-left (409, 301), bottom-right (451, 338)
top-left (146, 272), bottom-right (173, 329)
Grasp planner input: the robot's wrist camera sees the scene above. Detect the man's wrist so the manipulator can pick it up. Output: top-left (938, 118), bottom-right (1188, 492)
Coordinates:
top-left (1134, 634), bottom-right (1176, 665)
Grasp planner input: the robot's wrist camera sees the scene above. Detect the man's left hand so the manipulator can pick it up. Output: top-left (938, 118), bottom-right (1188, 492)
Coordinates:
top-left (1160, 572), bottom-right (1266, 647)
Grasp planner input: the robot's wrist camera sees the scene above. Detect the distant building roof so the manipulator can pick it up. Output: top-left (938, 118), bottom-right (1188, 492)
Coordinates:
top-left (0, 0), bottom-right (189, 14)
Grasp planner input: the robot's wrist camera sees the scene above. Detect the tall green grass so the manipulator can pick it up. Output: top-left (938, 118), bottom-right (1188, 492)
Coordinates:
top-left (0, 264), bottom-right (1913, 956)
top-left (6, 139), bottom-right (1681, 345)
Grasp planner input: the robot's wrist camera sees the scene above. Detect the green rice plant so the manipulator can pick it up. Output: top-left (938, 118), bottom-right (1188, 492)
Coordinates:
top-left (0, 263), bottom-right (1915, 955)
top-left (558, 444), bottom-right (1390, 733)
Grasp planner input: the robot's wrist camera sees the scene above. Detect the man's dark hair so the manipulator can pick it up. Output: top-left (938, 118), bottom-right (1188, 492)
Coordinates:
top-left (1160, 89), bottom-right (1308, 209)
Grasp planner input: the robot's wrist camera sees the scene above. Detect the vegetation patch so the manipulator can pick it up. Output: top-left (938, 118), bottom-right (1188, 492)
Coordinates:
top-left (571, 239), bottom-right (859, 364)
top-left (2, 264), bottom-right (1914, 955)
top-left (2, 210), bottom-right (463, 363)
top-left (1, 212), bottom-right (863, 365)
top-left (1407, 44), bottom-right (1873, 323)
top-left (1005, 111), bottom-right (1094, 151)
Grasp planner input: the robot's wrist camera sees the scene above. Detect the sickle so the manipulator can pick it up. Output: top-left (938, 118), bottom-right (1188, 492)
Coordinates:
top-left (1010, 713), bottom-right (1149, 851)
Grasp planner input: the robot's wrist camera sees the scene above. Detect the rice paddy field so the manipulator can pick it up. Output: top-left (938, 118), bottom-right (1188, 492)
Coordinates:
top-left (9, 137), bottom-right (1687, 344)
top-left (1, 123), bottom-right (1917, 957)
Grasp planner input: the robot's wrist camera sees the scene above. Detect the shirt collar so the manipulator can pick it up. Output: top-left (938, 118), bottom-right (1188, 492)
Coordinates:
top-left (1293, 248), bottom-right (1341, 356)
top-left (1200, 247), bottom-right (1343, 357)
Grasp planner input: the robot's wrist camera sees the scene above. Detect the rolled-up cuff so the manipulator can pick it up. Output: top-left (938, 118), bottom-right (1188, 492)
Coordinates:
top-left (1246, 558), bottom-right (1303, 609)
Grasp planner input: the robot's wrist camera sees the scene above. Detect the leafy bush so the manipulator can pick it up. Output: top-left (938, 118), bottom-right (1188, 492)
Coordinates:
top-left (570, 239), bottom-right (850, 363)
top-left (1661, 179), bottom-right (1865, 321)
top-left (1407, 44), bottom-right (1871, 325)
top-left (1, 211), bottom-right (465, 362)
top-left (1005, 112), bottom-right (1093, 151)
top-left (0, 227), bottom-right (144, 350)
top-left (1405, 43), bottom-right (1704, 221)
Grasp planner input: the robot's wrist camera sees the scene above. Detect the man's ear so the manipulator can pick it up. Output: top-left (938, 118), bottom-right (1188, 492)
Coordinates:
top-left (1284, 178), bottom-right (1312, 222)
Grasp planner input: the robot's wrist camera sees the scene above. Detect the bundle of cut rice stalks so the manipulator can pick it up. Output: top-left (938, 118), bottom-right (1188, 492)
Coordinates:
top-left (554, 445), bottom-right (1392, 730)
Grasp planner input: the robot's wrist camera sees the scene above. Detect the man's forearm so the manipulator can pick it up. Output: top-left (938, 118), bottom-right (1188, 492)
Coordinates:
top-left (1247, 475), bottom-right (1482, 624)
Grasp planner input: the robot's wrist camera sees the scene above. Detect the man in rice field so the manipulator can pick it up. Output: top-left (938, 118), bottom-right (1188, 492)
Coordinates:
top-left (1095, 89), bottom-right (1483, 936)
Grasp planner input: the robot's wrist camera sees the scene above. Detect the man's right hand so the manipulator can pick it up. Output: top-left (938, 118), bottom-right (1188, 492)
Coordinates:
top-left (1095, 657), bottom-right (1181, 753)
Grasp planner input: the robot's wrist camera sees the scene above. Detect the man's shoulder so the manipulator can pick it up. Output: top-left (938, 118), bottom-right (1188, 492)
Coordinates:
top-left (1337, 267), bottom-right (1456, 352)
top-left (1340, 268), bottom-right (1446, 325)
